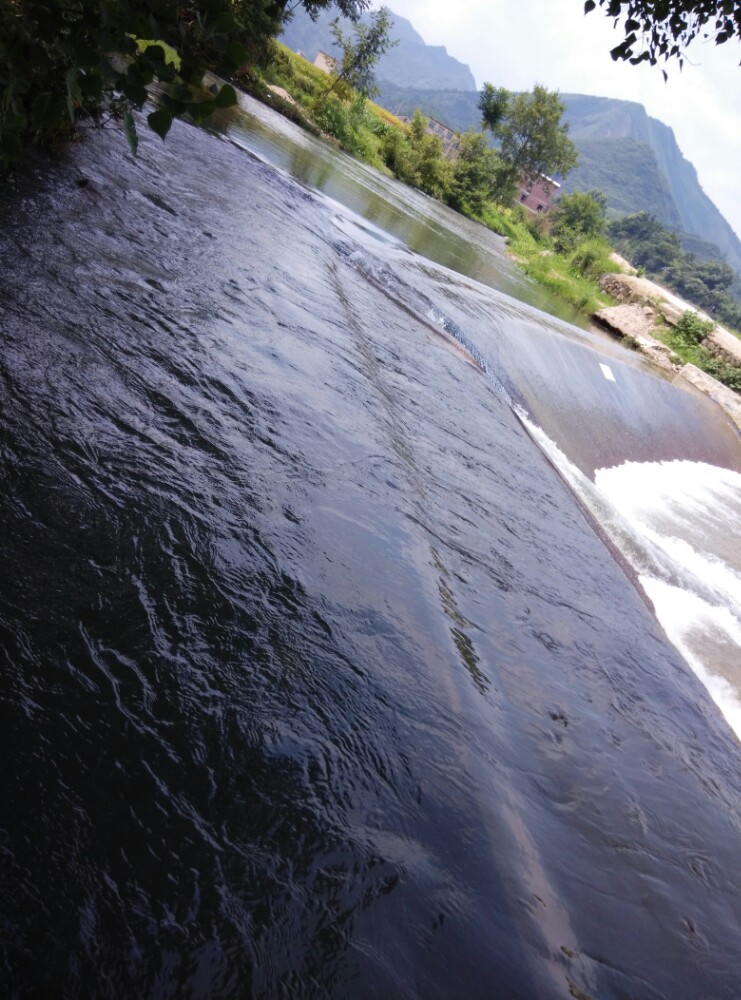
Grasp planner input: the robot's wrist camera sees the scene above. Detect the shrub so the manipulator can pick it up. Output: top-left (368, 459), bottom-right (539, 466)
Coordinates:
top-left (569, 239), bottom-right (620, 282)
top-left (672, 310), bottom-right (716, 346)
top-left (702, 357), bottom-right (741, 392)
top-left (312, 95), bottom-right (353, 146)
top-left (380, 126), bottom-right (419, 185)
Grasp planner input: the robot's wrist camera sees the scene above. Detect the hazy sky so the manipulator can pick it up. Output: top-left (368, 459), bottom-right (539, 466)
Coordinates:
top-left (378, 0), bottom-right (741, 241)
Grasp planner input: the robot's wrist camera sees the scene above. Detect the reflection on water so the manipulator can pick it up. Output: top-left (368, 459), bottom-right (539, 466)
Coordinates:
top-left (208, 93), bottom-right (589, 325)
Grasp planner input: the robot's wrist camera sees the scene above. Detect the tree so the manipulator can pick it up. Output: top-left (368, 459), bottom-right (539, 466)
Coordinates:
top-left (550, 189), bottom-right (607, 252)
top-left (479, 83), bottom-right (578, 187)
top-left (406, 110), bottom-right (453, 200)
top-left (478, 84), bottom-right (510, 133)
top-left (607, 212), bottom-right (683, 272)
top-left (447, 130), bottom-right (501, 214)
top-left (0, 0), bottom-right (370, 168)
top-left (322, 7), bottom-right (397, 100)
top-left (584, 0), bottom-right (741, 69)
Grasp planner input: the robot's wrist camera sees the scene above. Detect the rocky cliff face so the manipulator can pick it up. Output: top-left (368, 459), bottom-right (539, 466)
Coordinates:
top-left (559, 95), bottom-right (741, 275)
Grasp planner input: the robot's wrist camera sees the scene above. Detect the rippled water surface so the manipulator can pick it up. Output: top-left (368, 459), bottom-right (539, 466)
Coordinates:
top-left (2, 105), bottom-right (741, 1000)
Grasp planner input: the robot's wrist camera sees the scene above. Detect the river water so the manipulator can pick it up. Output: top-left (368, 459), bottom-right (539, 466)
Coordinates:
top-left (1, 95), bottom-right (740, 999)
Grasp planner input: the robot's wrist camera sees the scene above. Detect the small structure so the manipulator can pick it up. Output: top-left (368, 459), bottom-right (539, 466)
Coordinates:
top-left (313, 51), bottom-right (339, 75)
top-left (516, 173), bottom-right (560, 214)
top-left (397, 114), bottom-right (461, 159)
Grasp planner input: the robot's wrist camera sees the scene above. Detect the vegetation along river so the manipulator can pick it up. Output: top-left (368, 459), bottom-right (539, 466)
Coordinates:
top-left (2, 93), bottom-right (741, 999)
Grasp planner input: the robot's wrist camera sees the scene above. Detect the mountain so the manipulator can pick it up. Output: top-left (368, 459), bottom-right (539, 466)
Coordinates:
top-left (280, 9), bottom-right (741, 277)
top-left (557, 95), bottom-right (741, 275)
top-left (279, 9), bottom-right (477, 92)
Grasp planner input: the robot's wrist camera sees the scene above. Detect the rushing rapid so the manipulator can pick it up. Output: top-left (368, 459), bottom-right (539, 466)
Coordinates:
top-left (2, 95), bottom-right (741, 1000)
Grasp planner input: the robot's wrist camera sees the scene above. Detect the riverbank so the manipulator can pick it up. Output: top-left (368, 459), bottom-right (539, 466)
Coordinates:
top-left (592, 270), bottom-right (741, 429)
top-left (237, 44), bottom-right (741, 411)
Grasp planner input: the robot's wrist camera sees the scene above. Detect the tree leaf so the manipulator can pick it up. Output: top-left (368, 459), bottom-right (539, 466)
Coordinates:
top-left (161, 95), bottom-right (188, 117)
top-left (214, 84), bottom-right (237, 109)
top-left (123, 110), bottom-right (138, 155)
top-left (225, 41), bottom-right (249, 70)
top-left (66, 68), bottom-right (82, 122)
top-left (147, 109), bottom-right (173, 140)
top-left (185, 100), bottom-right (216, 124)
top-left (584, 0), bottom-right (596, 12)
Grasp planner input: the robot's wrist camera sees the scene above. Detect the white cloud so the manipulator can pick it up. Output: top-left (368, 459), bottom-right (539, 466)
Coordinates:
top-left (379, 0), bottom-right (741, 242)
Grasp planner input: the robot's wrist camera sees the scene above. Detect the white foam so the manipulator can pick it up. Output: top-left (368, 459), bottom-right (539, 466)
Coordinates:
top-left (516, 416), bottom-right (741, 743)
top-left (640, 576), bottom-right (741, 741)
top-left (595, 460), bottom-right (741, 620)
top-left (596, 460), bottom-right (741, 534)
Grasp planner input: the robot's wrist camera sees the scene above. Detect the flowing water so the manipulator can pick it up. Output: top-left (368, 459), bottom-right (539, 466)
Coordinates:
top-left (2, 95), bottom-right (741, 999)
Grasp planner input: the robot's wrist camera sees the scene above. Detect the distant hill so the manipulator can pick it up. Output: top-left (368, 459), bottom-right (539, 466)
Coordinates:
top-left (280, 9), bottom-right (741, 278)
top-left (279, 9), bottom-right (477, 92)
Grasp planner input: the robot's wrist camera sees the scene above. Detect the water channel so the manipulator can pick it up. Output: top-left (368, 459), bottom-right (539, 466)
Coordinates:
top-left (1, 94), bottom-right (740, 999)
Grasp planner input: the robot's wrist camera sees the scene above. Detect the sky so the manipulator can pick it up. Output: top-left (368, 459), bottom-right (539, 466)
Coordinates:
top-left (374, 0), bottom-right (741, 241)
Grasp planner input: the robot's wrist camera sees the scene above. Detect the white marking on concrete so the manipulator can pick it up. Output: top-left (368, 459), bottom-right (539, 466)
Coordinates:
top-left (599, 363), bottom-right (616, 382)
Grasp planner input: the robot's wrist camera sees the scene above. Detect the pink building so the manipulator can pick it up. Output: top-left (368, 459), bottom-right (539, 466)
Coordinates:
top-left (516, 173), bottom-right (560, 214)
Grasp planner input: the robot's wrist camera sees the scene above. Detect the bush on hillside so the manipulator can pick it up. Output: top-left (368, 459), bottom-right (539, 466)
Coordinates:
top-left (672, 310), bottom-right (715, 346)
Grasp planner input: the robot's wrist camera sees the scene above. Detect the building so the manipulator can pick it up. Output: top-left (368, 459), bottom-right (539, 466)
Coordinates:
top-left (313, 51), bottom-right (339, 75)
top-left (516, 173), bottom-right (560, 214)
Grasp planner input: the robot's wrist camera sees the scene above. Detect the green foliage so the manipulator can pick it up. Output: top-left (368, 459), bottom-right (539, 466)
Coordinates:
top-left (324, 6), bottom-right (396, 100)
top-left (609, 212), bottom-right (741, 331)
top-left (379, 123), bottom-right (419, 183)
top-left (608, 212), bottom-right (681, 270)
top-left (312, 92), bottom-right (381, 161)
top-left (569, 238), bottom-right (619, 281)
top-left (585, 0), bottom-right (741, 69)
top-left (654, 312), bottom-right (741, 391)
top-left (412, 131), bottom-right (453, 200)
top-left (550, 189), bottom-right (607, 252)
top-left (447, 130), bottom-right (501, 214)
top-left (481, 82), bottom-right (578, 184)
top-left (509, 237), bottom-right (614, 313)
top-left (672, 310), bottom-right (716, 346)
top-left (0, 0), bottom-right (370, 168)
top-left (701, 356), bottom-right (741, 392)
top-left (478, 84), bottom-right (509, 132)
top-left (378, 110), bottom-right (452, 198)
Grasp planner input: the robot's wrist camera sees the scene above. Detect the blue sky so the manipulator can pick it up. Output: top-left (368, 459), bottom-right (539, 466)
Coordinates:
top-left (378, 0), bottom-right (741, 241)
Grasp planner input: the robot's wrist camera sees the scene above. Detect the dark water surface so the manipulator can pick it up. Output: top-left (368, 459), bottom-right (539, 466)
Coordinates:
top-left (2, 111), bottom-right (741, 1000)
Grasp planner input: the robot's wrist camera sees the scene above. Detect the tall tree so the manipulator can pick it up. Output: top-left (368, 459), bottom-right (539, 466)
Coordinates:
top-left (584, 0), bottom-right (741, 68)
top-left (480, 83), bottom-right (578, 185)
top-left (447, 130), bottom-right (501, 215)
top-left (322, 6), bottom-right (397, 99)
top-left (477, 84), bottom-right (510, 133)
